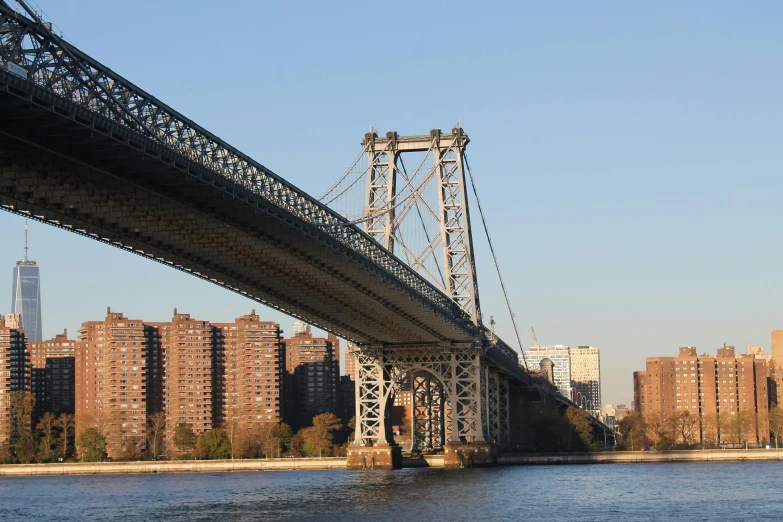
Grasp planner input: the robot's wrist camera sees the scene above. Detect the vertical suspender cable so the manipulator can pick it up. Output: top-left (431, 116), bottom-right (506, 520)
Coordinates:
top-left (463, 154), bottom-right (527, 369)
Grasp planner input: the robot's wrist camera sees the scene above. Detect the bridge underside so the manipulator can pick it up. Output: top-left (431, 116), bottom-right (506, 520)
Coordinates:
top-left (0, 77), bottom-right (476, 347)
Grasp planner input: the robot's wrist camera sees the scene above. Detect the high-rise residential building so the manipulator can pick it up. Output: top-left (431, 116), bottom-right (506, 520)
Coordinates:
top-left (521, 345), bottom-right (572, 399)
top-left (570, 346), bottom-right (601, 416)
top-left (0, 314), bottom-right (30, 444)
top-left (151, 310), bottom-right (217, 445)
top-left (772, 330), bottom-right (783, 362)
top-left (11, 222), bottom-right (42, 342)
top-left (768, 331), bottom-right (783, 406)
top-left (29, 329), bottom-right (75, 421)
top-left (76, 308), bottom-right (157, 457)
top-left (215, 310), bottom-right (284, 430)
top-left (633, 346), bottom-right (770, 445)
top-left (283, 323), bottom-right (338, 428)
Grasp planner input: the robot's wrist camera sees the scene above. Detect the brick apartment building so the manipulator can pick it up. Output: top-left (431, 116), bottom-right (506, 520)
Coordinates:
top-left (76, 308), bottom-right (154, 457)
top-left (29, 329), bottom-right (75, 421)
top-left (768, 330), bottom-right (783, 406)
top-left (0, 314), bottom-right (29, 445)
top-left (150, 310), bottom-right (217, 444)
top-left (215, 310), bottom-right (284, 430)
top-left (633, 346), bottom-right (770, 445)
top-left (75, 308), bottom-right (286, 456)
top-left (283, 322), bottom-right (339, 428)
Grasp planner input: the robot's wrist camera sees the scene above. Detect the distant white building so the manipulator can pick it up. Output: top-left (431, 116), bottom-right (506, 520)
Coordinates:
top-left (570, 345), bottom-right (601, 416)
top-left (292, 320), bottom-right (310, 335)
top-left (521, 345), bottom-right (572, 399)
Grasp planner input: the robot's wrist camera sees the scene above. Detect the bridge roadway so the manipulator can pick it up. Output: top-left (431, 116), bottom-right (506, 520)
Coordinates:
top-left (0, 4), bottom-right (524, 378)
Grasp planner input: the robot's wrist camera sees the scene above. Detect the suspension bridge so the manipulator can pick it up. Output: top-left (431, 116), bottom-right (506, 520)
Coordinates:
top-left (0, 1), bottom-right (611, 468)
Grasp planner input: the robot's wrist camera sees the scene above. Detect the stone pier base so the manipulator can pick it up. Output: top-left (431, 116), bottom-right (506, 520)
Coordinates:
top-left (443, 441), bottom-right (496, 469)
top-left (346, 444), bottom-right (402, 470)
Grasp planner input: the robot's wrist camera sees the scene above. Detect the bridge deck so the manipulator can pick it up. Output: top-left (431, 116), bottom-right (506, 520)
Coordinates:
top-left (0, 70), bottom-right (476, 346)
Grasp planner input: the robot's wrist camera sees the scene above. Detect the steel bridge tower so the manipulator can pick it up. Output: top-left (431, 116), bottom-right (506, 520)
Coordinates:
top-left (349, 128), bottom-right (510, 468)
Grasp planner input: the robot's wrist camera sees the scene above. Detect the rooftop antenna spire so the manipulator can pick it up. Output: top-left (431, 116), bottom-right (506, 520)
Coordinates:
top-left (24, 219), bottom-right (28, 262)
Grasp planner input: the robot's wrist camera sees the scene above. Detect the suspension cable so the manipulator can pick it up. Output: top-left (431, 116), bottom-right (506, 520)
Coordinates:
top-left (315, 137), bottom-right (458, 228)
top-left (318, 147), bottom-right (369, 203)
top-left (463, 153), bottom-right (527, 369)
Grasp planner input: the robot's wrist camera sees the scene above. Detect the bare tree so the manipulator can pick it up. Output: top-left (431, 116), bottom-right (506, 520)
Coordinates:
top-left (223, 404), bottom-right (251, 460)
top-left (770, 406), bottom-right (783, 448)
top-left (701, 412), bottom-right (720, 447)
top-left (37, 412), bottom-right (57, 462)
top-left (146, 412), bottom-right (166, 460)
top-left (738, 410), bottom-right (758, 448)
top-left (644, 412), bottom-right (666, 448)
top-left (55, 413), bottom-right (74, 459)
top-left (721, 413), bottom-right (743, 446)
top-left (672, 410), bottom-right (698, 445)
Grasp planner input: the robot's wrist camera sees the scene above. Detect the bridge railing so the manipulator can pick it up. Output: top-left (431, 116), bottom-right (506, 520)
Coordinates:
top-left (0, 3), bottom-right (475, 333)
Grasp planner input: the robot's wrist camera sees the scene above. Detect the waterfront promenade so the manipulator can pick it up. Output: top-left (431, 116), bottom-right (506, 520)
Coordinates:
top-left (0, 457), bottom-right (348, 476)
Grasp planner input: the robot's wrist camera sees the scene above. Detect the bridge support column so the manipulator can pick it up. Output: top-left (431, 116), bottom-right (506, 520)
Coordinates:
top-left (347, 347), bottom-right (402, 470)
top-left (443, 347), bottom-right (496, 468)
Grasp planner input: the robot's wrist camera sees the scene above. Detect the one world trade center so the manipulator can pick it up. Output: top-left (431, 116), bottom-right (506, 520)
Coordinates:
top-left (11, 221), bottom-right (42, 342)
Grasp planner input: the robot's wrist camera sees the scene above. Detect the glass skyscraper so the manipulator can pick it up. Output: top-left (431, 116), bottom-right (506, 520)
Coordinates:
top-left (11, 221), bottom-right (42, 342)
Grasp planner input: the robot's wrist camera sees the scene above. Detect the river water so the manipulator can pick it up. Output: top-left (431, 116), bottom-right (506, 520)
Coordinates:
top-left (1, 463), bottom-right (781, 520)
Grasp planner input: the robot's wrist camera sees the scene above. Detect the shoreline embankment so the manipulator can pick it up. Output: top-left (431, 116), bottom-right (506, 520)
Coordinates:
top-left (499, 448), bottom-right (783, 465)
top-left (0, 457), bottom-right (348, 476)
top-left (2, 449), bottom-right (782, 476)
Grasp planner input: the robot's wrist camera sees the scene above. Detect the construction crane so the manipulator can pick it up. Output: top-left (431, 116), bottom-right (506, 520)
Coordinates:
top-left (530, 326), bottom-right (540, 348)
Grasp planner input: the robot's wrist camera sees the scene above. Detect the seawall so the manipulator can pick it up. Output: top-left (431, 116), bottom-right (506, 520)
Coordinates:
top-left (499, 449), bottom-right (783, 465)
top-left (4, 450), bottom-right (781, 476)
top-left (0, 457), bottom-right (347, 476)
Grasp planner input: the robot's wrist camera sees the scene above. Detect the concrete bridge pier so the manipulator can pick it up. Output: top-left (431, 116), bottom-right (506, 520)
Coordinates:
top-left (443, 441), bottom-right (496, 468)
top-left (346, 444), bottom-right (402, 470)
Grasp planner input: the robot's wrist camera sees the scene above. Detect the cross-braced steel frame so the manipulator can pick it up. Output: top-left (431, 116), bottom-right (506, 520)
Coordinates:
top-left (411, 373), bottom-right (444, 451)
top-left (351, 344), bottom-right (489, 448)
top-left (362, 128), bottom-right (481, 325)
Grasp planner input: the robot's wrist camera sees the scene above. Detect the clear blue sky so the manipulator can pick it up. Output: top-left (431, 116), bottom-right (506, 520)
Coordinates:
top-left (2, 0), bottom-right (782, 406)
